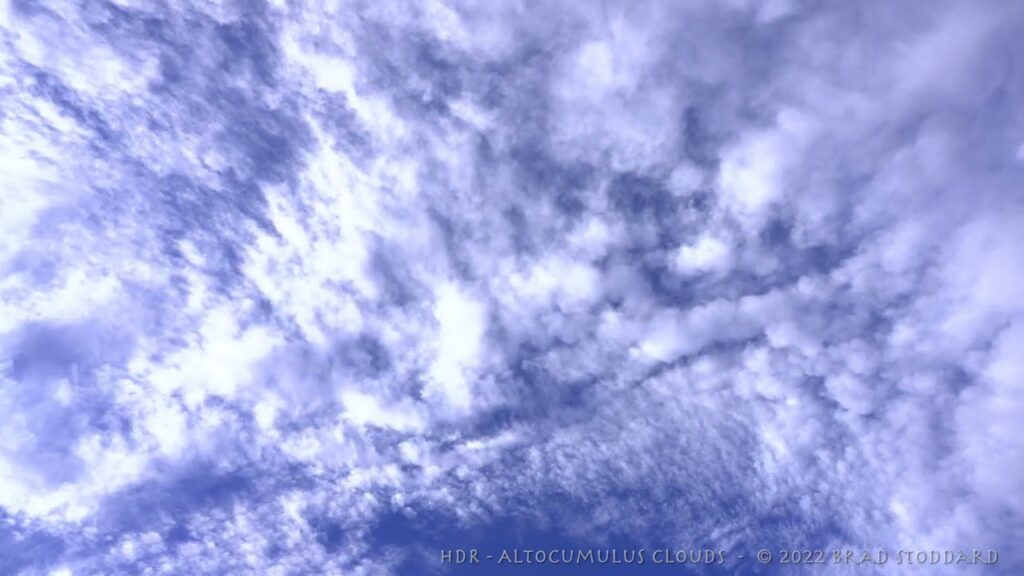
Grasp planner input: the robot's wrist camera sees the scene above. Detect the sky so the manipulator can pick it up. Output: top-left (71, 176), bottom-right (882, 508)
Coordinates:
top-left (1, 0), bottom-right (1023, 575)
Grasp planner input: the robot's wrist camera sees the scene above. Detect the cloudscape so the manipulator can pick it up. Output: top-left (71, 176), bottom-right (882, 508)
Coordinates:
top-left (1, 0), bottom-right (1022, 574)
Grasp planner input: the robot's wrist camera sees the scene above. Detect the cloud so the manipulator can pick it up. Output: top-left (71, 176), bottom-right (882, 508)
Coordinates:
top-left (1, 0), bottom-right (1022, 574)
top-left (425, 281), bottom-right (487, 413)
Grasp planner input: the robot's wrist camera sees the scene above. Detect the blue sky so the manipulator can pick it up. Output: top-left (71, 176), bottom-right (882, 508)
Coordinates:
top-left (1, 0), bottom-right (1023, 574)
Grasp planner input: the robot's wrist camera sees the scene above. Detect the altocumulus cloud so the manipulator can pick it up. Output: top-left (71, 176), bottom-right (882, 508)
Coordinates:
top-left (1, 0), bottom-right (1022, 575)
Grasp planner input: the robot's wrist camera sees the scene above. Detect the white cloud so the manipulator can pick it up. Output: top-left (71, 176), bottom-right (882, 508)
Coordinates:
top-left (718, 109), bottom-right (817, 232)
top-left (426, 281), bottom-right (487, 412)
top-left (341, 390), bottom-right (426, 433)
top-left (674, 234), bottom-right (733, 275)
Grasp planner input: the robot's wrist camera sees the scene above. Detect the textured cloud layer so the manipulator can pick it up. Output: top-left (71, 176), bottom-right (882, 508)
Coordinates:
top-left (1, 0), bottom-right (1022, 575)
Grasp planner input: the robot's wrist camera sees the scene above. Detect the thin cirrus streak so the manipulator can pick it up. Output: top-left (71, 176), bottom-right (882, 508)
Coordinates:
top-left (0, 0), bottom-right (1022, 575)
